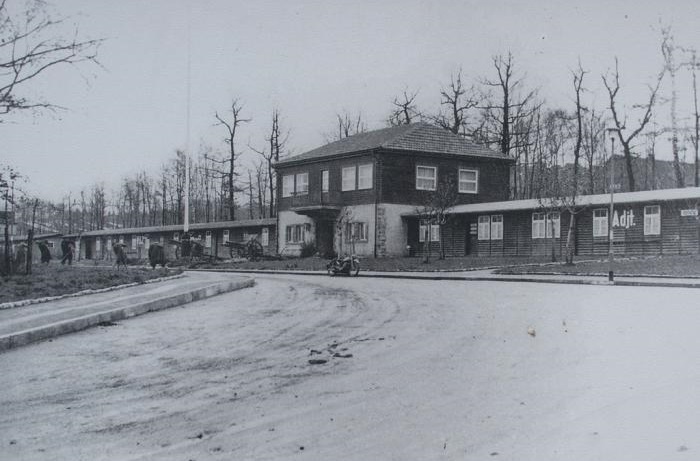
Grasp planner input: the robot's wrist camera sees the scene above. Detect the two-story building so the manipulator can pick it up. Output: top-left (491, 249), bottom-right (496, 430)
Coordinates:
top-left (274, 122), bottom-right (514, 257)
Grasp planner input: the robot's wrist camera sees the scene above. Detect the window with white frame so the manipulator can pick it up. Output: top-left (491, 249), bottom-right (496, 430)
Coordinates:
top-left (358, 164), bottom-right (373, 190)
top-left (345, 222), bottom-right (368, 242)
top-left (490, 215), bottom-right (503, 240)
top-left (478, 216), bottom-right (491, 240)
top-left (593, 209), bottom-right (608, 237)
top-left (282, 175), bottom-right (294, 197)
top-left (223, 229), bottom-right (230, 243)
top-left (644, 205), bottom-right (660, 235)
top-left (418, 222), bottom-right (440, 242)
top-left (342, 166), bottom-right (356, 191)
top-left (416, 165), bottom-right (437, 191)
top-left (322, 170), bottom-right (329, 192)
top-left (295, 172), bottom-right (309, 195)
top-left (532, 212), bottom-right (546, 239)
top-left (459, 169), bottom-right (479, 194)
top-left (546, 212), bottom-right (560, 238)
top-left (285, 224), bottom-right (310, 244)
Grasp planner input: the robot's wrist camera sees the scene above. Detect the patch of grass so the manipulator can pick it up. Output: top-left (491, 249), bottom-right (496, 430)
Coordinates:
top-left (0, 265), bottom-right (182, 304)
top-left (496, 254), bottom-right (700, 277)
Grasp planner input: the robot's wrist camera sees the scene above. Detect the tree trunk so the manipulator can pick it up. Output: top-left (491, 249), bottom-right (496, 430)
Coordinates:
top-left (564, 213), bottom-right (575, 265)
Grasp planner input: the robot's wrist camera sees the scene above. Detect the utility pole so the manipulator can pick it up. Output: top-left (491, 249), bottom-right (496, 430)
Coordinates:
top-left (606, 129), bottom-right (617, 282)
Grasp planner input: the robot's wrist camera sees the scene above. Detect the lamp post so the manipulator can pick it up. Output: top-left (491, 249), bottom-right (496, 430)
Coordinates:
top-left (606, 129), bottom-right (618, 282)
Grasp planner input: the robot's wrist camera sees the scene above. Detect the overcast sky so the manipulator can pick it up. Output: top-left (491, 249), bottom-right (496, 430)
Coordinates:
top-left (3, 0), bottom-right (700, 200)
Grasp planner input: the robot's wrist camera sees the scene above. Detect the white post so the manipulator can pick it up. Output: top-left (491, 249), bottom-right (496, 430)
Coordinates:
top-left (183, 9), bottom-right (192, 234)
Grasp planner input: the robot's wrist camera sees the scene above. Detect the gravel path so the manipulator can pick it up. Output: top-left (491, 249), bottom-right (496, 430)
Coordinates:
top-left (2, 275), bottom-right (699, 460)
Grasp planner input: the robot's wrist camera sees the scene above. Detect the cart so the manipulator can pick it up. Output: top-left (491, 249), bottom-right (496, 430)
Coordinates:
top-left (225, 238), bottom-right (264, 261)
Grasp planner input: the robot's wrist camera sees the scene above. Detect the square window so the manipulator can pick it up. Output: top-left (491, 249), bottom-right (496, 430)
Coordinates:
top-left (644, 205), bottom-right (660, 235)
top-left (322, 170), bottom-right (329, 192)
top-left (418, 222), bottom-right (440, 242)
top-left (478, 216), bottom-right (490, 240)
top-left (593, 209), bottom-right (608, 237)
top-left (532, 212), bottom-right (546, 239)
top-left (416, 166), bottom-right (437, 191)
top-left (342, 166), bottom-right (356, 191)
top-left (282, 175), bottom-right (295, 197)
top-left (546, 212), bottom-right (560, 239)
top-left (459, 169), bottom-right (479, 194)
top-left (296, 172), bottom-right (308, 195)
top-left (490, 215), bottom-right (503, 240)
top-left (358, 164), bottom-right (373, 190)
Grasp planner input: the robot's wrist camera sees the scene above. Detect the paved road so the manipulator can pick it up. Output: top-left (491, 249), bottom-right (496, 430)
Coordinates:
top-left (2, 274), bottom-right (699, 460)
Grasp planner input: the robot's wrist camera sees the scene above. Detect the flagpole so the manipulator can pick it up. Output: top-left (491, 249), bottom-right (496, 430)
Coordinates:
top-left (184, 6), bottom-right (191, 234)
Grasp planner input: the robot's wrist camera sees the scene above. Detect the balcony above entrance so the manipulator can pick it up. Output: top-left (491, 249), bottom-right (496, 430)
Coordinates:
top-left (289, 191), bottom-right (342, 218)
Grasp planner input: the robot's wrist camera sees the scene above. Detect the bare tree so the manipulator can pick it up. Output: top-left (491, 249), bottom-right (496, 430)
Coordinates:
top-left (326, 110), bottom-right (366, 142)
top-left (562, 63), bottom-right (587, 265)
top-left (480, 52), bottom-right (540, 198)
top-left (0, 0), bottom-right (102, 120)
top-left (250, 109), bottom-right (287, 217)
top-left (602, 58), bottom-right (664, 192)
top-left (687, 49), bottom-right (700, 187)
top-left (661, 26), bottom-right (685, 187)
top-left (415, 177), bottom-right (458, 262)
top-left (481, 52), bottom-right (539, 157)
top-left (215, 99), bottom-right (250, 220)
top-left (432, 70), bottom-right (479, 136)
top-left (582, 108), bottom-right (606, 194)
top-left (388, 88), bottom-right (420, 126)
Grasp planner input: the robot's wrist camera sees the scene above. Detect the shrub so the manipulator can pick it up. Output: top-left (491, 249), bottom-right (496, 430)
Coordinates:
top-left (299, 241), bottom-right (317, 258)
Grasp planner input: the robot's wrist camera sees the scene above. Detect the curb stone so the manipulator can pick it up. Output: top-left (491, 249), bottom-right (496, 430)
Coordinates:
top-left (0, 277), bottom-right (254, 352)
top-left (189, 268), bottom-right (700, 289)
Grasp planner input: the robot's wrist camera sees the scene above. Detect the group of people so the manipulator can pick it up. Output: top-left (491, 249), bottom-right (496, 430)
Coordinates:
top-left (35, 238), bottom-right (75, 265)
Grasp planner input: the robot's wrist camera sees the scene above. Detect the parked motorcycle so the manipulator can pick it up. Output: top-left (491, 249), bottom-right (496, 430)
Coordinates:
top-left (327, 254), bottom-right (360, 276)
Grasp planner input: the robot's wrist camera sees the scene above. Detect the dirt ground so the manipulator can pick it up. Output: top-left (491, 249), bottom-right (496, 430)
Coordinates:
top-left (1, 275), bottom-right (699, 460)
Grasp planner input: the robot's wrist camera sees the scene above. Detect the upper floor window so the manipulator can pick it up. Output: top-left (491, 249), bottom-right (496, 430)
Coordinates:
top-left (296, 173), bottom-right (309, 195)
top-left (644, 205), bottom-right (660, 235)
top-left (342, 166), bottom-right (356, 191)
top-left (416, 165), bottom-right (437, 191)
top-left (593, 209), bottom-right (608, 237)
top-left (358, 164), bottom-right (373, 190)
top-left (459, 169), bottom-right (479, 194)
top-left (282, 175), bottom-right (295, 197)
top-left (322, 170), bottom-right (329, 192)
top-left (282, 173), bottom-right (308, 197)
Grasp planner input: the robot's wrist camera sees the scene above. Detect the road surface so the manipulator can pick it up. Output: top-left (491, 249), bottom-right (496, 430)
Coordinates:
top-left (1, 274), bottom-right (699, 460)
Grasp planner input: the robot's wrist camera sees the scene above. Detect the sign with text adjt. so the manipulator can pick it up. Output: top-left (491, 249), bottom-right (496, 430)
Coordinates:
top-left (612, 209), bottom-right (635, 228)
top-left (681, 209), bottom-right (699, 217)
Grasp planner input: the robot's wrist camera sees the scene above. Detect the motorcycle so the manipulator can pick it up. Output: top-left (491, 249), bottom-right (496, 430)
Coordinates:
top-left (327, 254), bottom-right (360, 276)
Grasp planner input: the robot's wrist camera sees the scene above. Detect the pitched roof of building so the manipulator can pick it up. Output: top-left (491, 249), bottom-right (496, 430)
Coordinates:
top-left (276, 122), bottom-right (509, 165)
top-left (67, 218), bottom-right (277, 238)
top-left (441, 186), bottom-right (700, 215)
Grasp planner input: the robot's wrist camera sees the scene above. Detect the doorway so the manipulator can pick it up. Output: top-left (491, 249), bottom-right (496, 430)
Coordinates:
top-left (316, 219), bottom-right (335, 257)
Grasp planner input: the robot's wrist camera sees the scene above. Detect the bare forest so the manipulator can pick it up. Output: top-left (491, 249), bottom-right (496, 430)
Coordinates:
top-left (4, 19), bottom-right (700, 237)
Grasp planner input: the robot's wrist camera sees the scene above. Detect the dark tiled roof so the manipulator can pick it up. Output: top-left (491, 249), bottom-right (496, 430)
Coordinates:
top-left (276, 122), bottom-right (509, 165)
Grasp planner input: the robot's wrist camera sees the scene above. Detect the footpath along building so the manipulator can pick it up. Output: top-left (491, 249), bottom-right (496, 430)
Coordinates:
top-left (275, 122), bottom-right (700, 258)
